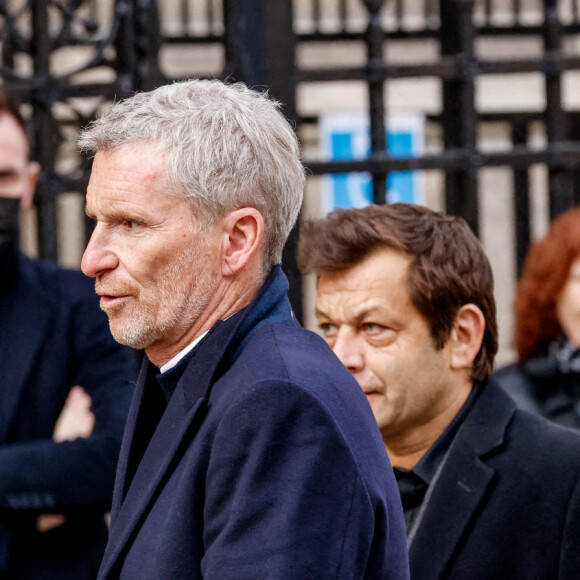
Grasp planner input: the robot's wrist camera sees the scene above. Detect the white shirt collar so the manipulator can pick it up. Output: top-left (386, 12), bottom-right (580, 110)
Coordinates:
top-left (159, 330), bottom-right (209, 374)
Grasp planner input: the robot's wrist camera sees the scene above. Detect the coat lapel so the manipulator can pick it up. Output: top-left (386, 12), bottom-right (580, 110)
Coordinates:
top-left (99, 381), bottom-right (208, 579)
top-left (108, 357), bottom-right (151, 522)
top-left (408, 383), bottom-right (516, 580)
top-left (0, 257), bottom-right (51, 442)
top-left (99, 317), bottom-right (252, 579)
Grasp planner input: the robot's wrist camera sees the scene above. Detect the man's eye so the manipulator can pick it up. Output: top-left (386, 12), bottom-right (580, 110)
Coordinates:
top-left (319, 322), bottom-right (337, 336)
top-left (362, 323), bottom-right (384, 334)
top-left (122, 220), bottom-right (139, 229)
top-left (0, 170), bottom-right (19, 184)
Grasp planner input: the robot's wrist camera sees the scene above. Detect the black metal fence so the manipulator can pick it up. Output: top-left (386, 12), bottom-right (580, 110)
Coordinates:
top-left (2, 0), bottom-right (580, 318)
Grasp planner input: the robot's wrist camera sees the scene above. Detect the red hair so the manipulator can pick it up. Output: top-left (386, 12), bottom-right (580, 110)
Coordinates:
top-left (515, 206), bottom-right (580, 360)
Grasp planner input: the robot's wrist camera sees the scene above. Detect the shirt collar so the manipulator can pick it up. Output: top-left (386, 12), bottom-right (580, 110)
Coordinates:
top-left (159, 330), bottom-right (209, 374)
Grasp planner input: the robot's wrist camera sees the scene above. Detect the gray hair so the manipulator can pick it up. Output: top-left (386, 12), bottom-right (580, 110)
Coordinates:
top-left (78, 79), bottom-right (305, 267)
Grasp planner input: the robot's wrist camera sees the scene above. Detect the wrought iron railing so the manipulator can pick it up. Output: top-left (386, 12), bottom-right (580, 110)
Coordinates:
top-left (2, 0), bottom-right (580, 316)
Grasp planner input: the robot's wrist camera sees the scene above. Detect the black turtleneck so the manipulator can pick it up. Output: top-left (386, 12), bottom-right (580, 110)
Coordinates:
top-left (155, 346), bottom-right (200, 404)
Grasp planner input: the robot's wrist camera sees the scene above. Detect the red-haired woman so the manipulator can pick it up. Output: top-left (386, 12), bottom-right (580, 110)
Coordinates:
top-left (494, 206), bottom-right (580, 428)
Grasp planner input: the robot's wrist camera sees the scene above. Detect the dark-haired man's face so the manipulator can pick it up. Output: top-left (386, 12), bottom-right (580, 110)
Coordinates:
top-left (0, 112), bottom-right (38, 255)
top-left (316, 248), bottom-right (465, 448)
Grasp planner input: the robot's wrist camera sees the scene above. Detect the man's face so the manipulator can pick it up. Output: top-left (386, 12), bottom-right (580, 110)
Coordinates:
top-left (316, 248), bottom-right (458, 441)
top-left (81, 145), bottom-right (221, 355)
top-left (0, 112), bottom-right (37, 205)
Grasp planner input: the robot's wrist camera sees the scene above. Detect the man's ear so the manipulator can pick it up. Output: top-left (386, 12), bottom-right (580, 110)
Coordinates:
top-left (449, 304), bottom-right (486, 371)
top-left (220, 207), bottom-right (264, 277)
top-left (20, 160), bottom-right (40, 209)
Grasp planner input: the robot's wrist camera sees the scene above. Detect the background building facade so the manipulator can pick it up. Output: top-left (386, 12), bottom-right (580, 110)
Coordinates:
top-left (2, 0), bottom-right (580, 364)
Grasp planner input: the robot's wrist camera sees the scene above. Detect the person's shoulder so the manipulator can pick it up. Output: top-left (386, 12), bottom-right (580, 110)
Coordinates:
top-left (217, 327), bottom-right (393, 467)
top-left (469, 380), bottom-right (580, 459)
top-left (507, 414), bottom-right (580, 499)
top-left (493, 361), bottom-right (524, 382)
top-left (215, 319), bottom-right (375, 422)
top-left (495, 401), bottom-right (580, 481)
top-left (245, 321), bottom-right (356, 387)
top-left (226, 320), bottom-right (384, 445)
top-left (511, 404), bottom-right (580, 448)
top-left (259, 320), bottom-right (341, 361)
top-left (492, 362), bottom-right (546, 415)
top-left (493, 361), bottom-right (535, 390)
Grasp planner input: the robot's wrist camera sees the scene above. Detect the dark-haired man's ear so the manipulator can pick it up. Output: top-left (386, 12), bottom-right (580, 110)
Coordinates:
top-left (449, 304), bottom-right (486, 371)
top-left (20, 160), bottom-right (40, 209)
top-left (220, 207), bottom-right (264, 277)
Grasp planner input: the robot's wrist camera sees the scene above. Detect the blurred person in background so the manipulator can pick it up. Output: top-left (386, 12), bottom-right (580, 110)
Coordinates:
top-left (494, 205), bottom-right (580, 428)
top-left (0, 88), bottom-right (136, 579)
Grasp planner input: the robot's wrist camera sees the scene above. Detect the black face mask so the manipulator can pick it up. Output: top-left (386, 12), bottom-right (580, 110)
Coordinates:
top-left (0, 197), bottom-right (20, 253)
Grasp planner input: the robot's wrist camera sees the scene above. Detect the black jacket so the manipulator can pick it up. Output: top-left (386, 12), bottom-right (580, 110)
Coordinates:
top-left (0, 251), bottom-right (136, 579)
top-left (409, 380), bottom-right (580, 579)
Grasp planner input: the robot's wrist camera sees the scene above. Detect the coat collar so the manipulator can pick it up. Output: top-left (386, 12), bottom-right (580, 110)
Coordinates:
top-left (101, 266), bottom-right (294, 578)
top-left (180, 264), bottom-right (293, 410)
top-left (408, 381), bottom-right (516, 580)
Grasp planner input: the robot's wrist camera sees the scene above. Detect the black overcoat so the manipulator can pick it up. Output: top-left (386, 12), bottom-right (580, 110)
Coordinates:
top-left (409, 380), bottom-right (580, 579)
top-left (0, 251), bottom-right (135, 579)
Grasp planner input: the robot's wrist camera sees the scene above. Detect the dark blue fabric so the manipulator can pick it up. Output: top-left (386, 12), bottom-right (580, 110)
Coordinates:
top-left (155, 266), bottom-right (290, 404)
top-left (0, 244), bottom-right (18, 424)
top-left (0, 251), bottom-right (136, 579)
top-left (99, 266), bottom-right (409, 579)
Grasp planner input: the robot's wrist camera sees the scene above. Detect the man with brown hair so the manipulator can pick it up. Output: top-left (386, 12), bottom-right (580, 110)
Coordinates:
top-left (298, 202), bottom-right (580, 579)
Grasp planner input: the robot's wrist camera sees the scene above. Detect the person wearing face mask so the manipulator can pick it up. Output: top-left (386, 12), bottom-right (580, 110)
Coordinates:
top-left (0, 89), bottom-right (136, 579)
top-left (494, 206), bottom-right (580, 429)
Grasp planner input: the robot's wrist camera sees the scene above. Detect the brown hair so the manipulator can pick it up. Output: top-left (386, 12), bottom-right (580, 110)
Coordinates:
top-left (514, 206), bottom-right (580, 360)
top-left (298, 203), bottom-right (498, 382)
top-left (0, 88), bottom-right (26, 132)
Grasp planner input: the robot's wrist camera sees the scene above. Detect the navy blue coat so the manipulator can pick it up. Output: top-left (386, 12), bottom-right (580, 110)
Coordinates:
top-left (408, 380), bottom-right (580, 579)
top-left (98, 267), bottom-right (409, 579)
top-left (0, 251), bottom-right (136, 579)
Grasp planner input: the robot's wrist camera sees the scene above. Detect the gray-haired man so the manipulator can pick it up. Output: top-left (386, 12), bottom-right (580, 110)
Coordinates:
top-left (80, 79), bottom-right (409, 579)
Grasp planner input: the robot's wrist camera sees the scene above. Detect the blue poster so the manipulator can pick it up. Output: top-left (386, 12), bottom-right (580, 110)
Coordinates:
top-left (320, 112), bottom-right (424, 213)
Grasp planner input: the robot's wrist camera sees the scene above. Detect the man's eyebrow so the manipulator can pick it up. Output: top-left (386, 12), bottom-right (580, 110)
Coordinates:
top-left (315, 305), bottom-right (333, 319)
top-left (315, 304), bottom-right (387, 323)
top-left (356, 305), bottom-right (384, 318)
top-left (84, 207), bottom-right (146, 222)
top-left (0, 168), bottom-right (20, 178)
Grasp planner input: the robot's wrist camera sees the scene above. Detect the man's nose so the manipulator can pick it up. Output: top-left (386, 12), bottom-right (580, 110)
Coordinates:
top-left (332, 329), bottom-right (366, 375)
top-left (81, 226), bottom-right (118, 278)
